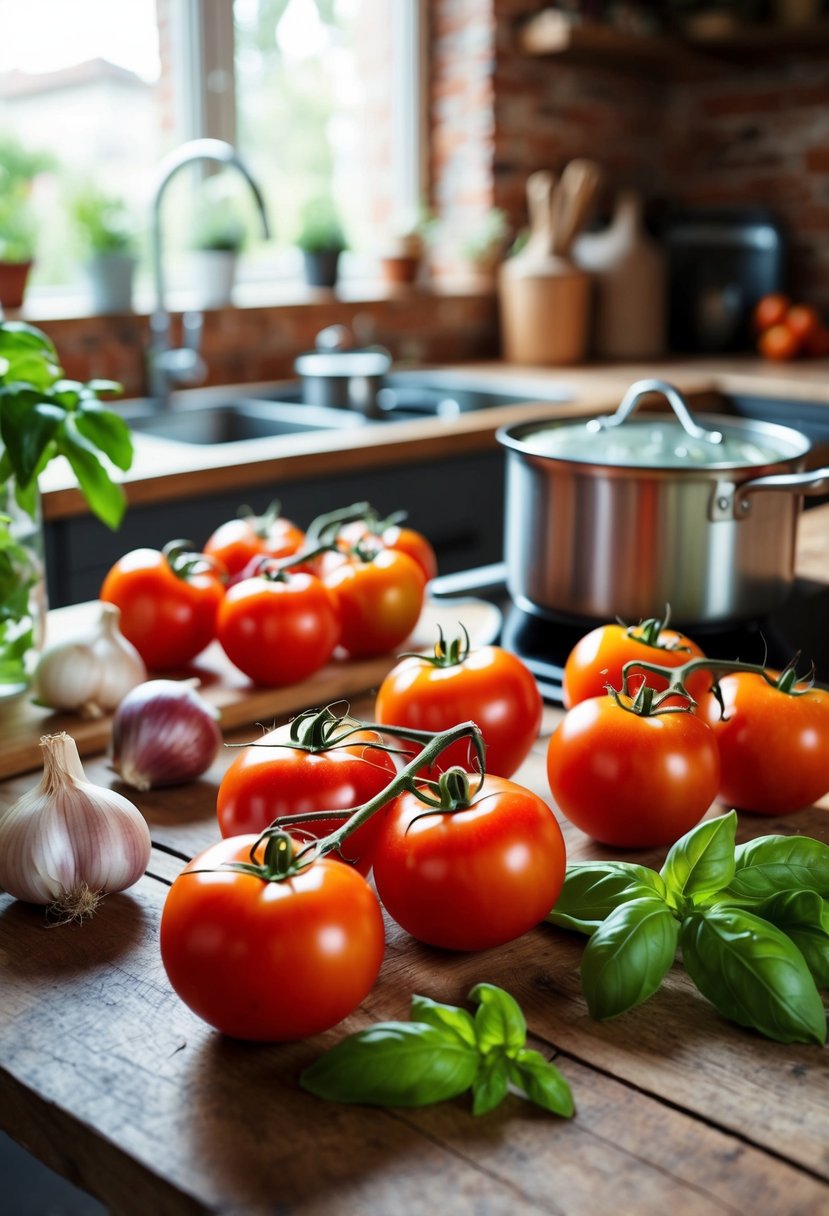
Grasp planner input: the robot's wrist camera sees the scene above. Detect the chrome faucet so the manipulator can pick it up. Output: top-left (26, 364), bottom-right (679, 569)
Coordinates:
top-left (147, 138), bottom-right (271, 406)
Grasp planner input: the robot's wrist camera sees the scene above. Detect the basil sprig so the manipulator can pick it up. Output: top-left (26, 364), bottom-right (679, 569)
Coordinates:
top-left (548, 811), bottom-right (828, 1046)
top-left (300, 983), bottom-right (575, 1117)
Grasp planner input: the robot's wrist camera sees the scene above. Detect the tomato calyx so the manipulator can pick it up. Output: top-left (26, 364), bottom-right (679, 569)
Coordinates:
top-left (305, 500), bottom-right (373, 544)
top-left (607, 682), bottom-right (696, 717)
top-left (409, 765), bottom-right (475, 812)
top-left (162, 538), bottom-right (226, 584)
top-left (621, 651), bottom-right (817, 716)
top-left (237, 498), bottom-right (287, 541)
top-left (221, 829), bottom-right (314, 883)
top-left (626, 610), bottom-right (692, 655)
top-left (399, 623), bottom-right (471, 669)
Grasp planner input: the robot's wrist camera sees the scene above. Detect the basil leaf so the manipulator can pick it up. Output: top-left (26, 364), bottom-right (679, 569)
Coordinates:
top-left (469, 983), bottom-right (526, 1054)
top-left (471, 1054), bottom-right (510, 1116)
top-left (747, 890), bottom-right (829, 989)
top-left (582, 897), bottom-right (680, 1020)
top-left (718, 836), bottom-right (829, 905)
top-left (507, 1048), bottom-right (574, 1118)
top-left (300, 1022), bottom-right (479, 1107)
top-left (680, 909), bottom-right (827, 1045)
top-left (548, 861), bottom-right (667, 936)
top-left (660, 812), bottom-right (737, 906)
top-left (0, 393), bottom-right (64, 487)
top-left (409, 994), bottom-right (477, 1047)
top-left (56, 425), bottom-right (127, 530)
top-left (75, 403), bottom-right (134, 472)
top-left (0, 319), bottom-right (57, 359)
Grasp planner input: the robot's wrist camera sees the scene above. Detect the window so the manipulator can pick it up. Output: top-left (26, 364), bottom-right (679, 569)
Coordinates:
top-left (0, 0), bottom-right (424, 307)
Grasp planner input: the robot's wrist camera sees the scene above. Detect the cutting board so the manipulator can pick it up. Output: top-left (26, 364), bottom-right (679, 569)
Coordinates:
top-left (0, 596), bottom-right (501, 780)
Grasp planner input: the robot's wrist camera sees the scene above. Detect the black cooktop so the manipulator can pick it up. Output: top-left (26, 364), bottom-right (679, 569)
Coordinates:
top-left (432, 565), bottom-right (829, 705)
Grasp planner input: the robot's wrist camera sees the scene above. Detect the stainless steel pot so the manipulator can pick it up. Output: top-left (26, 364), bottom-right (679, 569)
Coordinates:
top-left (294, 325), bottom-right (392, 415)
top-left (496, 379), bottom-right (829, 626)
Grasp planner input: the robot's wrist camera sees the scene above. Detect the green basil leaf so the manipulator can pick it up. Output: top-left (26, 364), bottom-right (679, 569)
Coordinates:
top-left (85, 378), bottom-right (124, 396)
top-left (0, 320), bottom-right (57, 359)
top-left (0, 352), bottom-right (58, 390)
top-left (507, 1048), bottom-right (575, 1118)
top-left (75, 403), bottom-right (134, 472)
top-left (0, 393), bottom-right (64, 487)
top-left (471, 1054), bottom-right (510, 1116)
top-left (660, 812), bottom-right (737, 906)
top-left (717, 836), bottom-right (829, 905)
top-left (680, 908), bottom-right (826, 1045)
top-left (56, 425), bottom-right (127, 530)
top-left (547, 861), bottom-right (667, 935)
top-left (300, 1022), bottom-right (479, 1107)
top-left (469, 983), bottom-right (526, 1054)
top-left (409, 994), bottom-right (477, 1047)
top-left (582, 897), bottom-right (680, 1020)
top-left (747, 890), bottom-right (829, 989)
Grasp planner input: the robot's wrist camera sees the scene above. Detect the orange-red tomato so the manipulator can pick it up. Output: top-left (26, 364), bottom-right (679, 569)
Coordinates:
top-left (752, 292), bottom-right (790, 333)
top-left (204, 508), bottom-right (305, 577)
top-left (323, 548), bottom-right (425, 657)
top-left (784, 303), bottom-right (822, 345)
top-left (338, 519), bottom-right (438, 583)
top-left (758, 323), bottom-right (802, 362)
top-left (562, 621), bottom-right (710, 710)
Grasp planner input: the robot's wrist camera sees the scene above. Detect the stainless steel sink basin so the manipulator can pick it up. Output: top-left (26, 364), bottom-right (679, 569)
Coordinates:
top-left (121, 370), bottom-right (577, 446)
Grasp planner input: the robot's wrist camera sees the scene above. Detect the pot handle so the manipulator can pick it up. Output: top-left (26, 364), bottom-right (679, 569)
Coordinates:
top-left (588, 378), bottom-right (724, 446)
top-left (710, 467), bottom-right (829, 520)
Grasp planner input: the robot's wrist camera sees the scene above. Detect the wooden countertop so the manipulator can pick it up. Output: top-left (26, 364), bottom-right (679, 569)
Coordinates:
top-left (1, 505), bottom-right (828, 1214)
top-left (40, 355), bottom-right (829, 522)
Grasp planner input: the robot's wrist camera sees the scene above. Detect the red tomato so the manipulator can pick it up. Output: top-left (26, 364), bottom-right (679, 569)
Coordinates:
top-left (323, 548), bottom-right (425, 658)
top-left (160, 833), bottom-right (385, 1041)
top-left (100, 544), bottom-right (225, 670)
top-left (784, 303), bottom-right (822, 345)
top-left (752, 292), bottom-right (790, 333)
top-left (562, 620), bottom-right (710, 710)
top-left (338, 519), bottom-right (438, 583)
top-left (758, 323), bottom-right (801, 362)
top-left (203, 506), bottom-right (305, 577)
top-left (216, 721), bottom-right (397, 873)
top-left (701, 672), bottom-right (829, 815)
top-left (375, 639), bottom-right (542, 778)
top-left (372, 774), bottom-right (566, 951)
top-left (216, 570), bottom-right (340, 686)
top-left (547, 693), bottom-right (720, 848)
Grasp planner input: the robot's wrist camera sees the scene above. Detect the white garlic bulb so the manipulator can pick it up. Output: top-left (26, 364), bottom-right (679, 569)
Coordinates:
top-left (33, 602), bottom-right (147, 717)
top-left (0, 731), bottom-right (152, 919)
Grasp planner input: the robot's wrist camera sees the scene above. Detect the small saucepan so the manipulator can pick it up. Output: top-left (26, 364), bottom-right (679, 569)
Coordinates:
top-left (496, 378), bottom-right (829, 626)
top-left (294, 325), bottom-right (392, 416)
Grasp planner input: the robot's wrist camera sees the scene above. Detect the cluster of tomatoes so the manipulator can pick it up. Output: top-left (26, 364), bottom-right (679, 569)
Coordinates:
top-left (753, 292), bottom-right (829, 362)
top-left (159, 629), bottom-right (564, 1042)
top-left (99, 502), bottom-right (437, 686)
top-left (547, 617), bottom-right (829, 849)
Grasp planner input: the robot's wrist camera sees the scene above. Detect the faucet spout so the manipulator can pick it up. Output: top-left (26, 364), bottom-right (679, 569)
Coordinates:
top-left (148, 138), bottom-right (271, 405)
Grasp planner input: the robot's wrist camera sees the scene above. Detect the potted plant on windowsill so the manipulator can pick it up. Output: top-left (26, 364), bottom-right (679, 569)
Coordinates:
top-left (0, 320), bottom-right (132, 699)
top-left (0, 136), bottom-right (52, 311)
top-left (190, 178), bottom-right (251, 309)
top-left (296, 195), bottom-right (346, 290)
top-left (72, 187), bottom-right (138, 314)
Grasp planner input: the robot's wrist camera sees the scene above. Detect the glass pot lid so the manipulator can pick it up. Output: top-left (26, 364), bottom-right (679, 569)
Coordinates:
top-left (500, 379), bottom-right (810, 470)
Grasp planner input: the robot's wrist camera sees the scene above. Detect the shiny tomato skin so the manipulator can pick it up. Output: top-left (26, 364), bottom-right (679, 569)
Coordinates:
top-left (338, 520), bottom-right (438, 584)
top-left (160, 834), bottom-right (385, 1041)
top-left (372, 776), bottom-right (566, 951)
top-left (752, 292), bottom-right (790, 333)
top-left (784, 303), bottom-right (822, 345)
top-left (216, 723), bottom-right (397, 873)
top-left (203, 514), bottom-right (305, 577)
top-left (547, 695), bottom-right (720, 848)
top-left (702, 674), bottom-right (829, 815)
top-left (562, 622), bottom-right (710, 710)
top-left (375, 645), bottom-right (542, 778)
top-left (323, 548), bottom-right (425, 658)
top-left (100, 547), bottom-right (225, 670)
top-left (758, 323), bottom-right (801, 362)
top-left (216, 571), bottom-right (340, 686)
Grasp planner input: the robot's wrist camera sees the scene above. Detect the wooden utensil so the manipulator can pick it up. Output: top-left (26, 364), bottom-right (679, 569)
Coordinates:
top-left (522, 170), bottom-right (557, 264)
top-left (550, 158), bottom-right (603, 257)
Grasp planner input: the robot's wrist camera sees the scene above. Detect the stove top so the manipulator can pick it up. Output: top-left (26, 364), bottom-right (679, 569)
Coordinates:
top-left (431, 564), bottom-right (829, 705)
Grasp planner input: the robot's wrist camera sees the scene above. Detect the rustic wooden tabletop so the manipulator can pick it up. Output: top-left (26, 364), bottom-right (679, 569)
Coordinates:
top-left (2, 504), bottom-right (829, 1215)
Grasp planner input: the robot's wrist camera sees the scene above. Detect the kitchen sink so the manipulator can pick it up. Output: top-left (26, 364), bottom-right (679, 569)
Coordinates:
top-left (121, 370), bottom-right (577, 446)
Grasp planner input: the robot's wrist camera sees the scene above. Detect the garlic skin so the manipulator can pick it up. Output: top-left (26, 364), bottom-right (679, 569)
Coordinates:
top-left (34, 602), bottom-right (147, 717)
top-left (0, 732), bottom-right (152, 916)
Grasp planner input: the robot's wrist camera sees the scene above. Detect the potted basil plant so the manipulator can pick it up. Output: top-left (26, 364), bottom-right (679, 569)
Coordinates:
top-left (0, 320), bottom-right (132, 699)
top-left (296, 195), bottom-right (346, 289)
top-left (72, 188), bottom-right (138, 314)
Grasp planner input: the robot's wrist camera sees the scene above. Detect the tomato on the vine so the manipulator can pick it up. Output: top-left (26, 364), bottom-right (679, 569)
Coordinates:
top-left (323, 546), bottom-right (425, 657)
top-left (160, 832), bottom-right (385, 1041)
top-left (100, 542), bottom-right (225, 670)
top-left (547, 690), bottom-right (720, 848)
top-left (701, 670), bottom-right (829, 815)
top-left (562, 617), bottom-right (710, 710)
top-left (375, 630), bottom-right (542, 778)
top-left (217, 716), bottom-right (397, 873)
top-left (203, 503), bottom-right (305, 577)
top-left (338, 517), bottom-right (438, 583)
top-left (372, 771), bottom-right (566, 951)
top-left (216, 566), bottom-right (339, 686)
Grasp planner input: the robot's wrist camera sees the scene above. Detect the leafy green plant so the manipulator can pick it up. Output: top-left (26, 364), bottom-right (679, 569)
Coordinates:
top-left (0, 320), bottom-right (132, 688)
top-left (71, 188), bottom-right (136, 256)
top-left (300, 983), bottom-right (575, 1116)
top-left (548, 811), bottom-right (828, 1046)
top-left (0, 136), bottom-right (53, 263)
top-left (295, 194), bottom-right (345, 253)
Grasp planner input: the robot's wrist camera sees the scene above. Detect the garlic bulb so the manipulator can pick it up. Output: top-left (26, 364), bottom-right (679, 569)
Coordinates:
top-left (34, 602), bottom-right (147, 717)
top-left (0, 732), bottom-right (152, 919)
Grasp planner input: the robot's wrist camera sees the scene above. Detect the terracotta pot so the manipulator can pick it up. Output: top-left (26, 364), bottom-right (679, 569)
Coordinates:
top-left (0, 260), bottom-right (33, 310)
top-left (380, 254), bottom-right (421, 285)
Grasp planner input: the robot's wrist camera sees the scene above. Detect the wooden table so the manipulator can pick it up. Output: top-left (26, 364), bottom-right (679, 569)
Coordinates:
top-left (2, 512), bottom-right (829, 1216)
